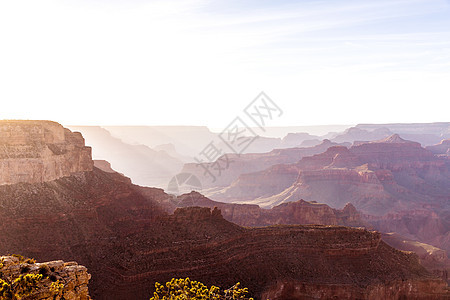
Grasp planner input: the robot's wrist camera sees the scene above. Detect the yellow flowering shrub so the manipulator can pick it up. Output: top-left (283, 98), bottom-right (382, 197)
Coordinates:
top-left (150, 278), bottom-right (253, 300)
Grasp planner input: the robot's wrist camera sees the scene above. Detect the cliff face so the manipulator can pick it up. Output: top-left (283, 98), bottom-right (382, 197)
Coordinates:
top-left (0, 121), bottom-right (93, 185)
top-left (0, 255), bottom-right (91, 300)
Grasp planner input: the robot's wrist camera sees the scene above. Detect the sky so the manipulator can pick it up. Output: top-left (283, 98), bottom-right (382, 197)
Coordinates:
top-left (0, 0), bottom-right (449, 128)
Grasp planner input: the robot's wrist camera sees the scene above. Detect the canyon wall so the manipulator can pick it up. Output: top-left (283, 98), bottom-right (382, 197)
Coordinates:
top-left (0, 120), bottom-right (93, 185)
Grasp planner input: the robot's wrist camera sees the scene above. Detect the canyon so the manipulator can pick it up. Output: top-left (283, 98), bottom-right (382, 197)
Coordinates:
top-left (207, 134), bottom-right (449, 213)
top-left (0, 121), bottom-right (448, 299)
top-left (204, 135), bottom-right (449, 254)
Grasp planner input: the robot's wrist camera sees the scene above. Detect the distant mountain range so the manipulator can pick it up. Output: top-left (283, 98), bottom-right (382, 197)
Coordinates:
top-left (66, 123), bottom-right (448, 191)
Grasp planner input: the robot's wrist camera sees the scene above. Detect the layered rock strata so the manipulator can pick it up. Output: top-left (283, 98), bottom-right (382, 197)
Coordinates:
top-left (0, 120), bottom-right (93, 185)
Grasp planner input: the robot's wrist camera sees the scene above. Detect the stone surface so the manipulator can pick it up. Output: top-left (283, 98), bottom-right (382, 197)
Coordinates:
top-left (0, 255), bottom-right (91, 300)
top-left (0, 121), bottom-right (93, 185)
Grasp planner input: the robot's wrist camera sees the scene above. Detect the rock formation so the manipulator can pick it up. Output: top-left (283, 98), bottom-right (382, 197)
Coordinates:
top-left (206, 134), bottom-right (450, 255)
top-left (427, 139), bottom-right (450, 156)
top-left (181, 139), bottom-right (347, 188)
top-left (0, 120), bottom-right (93, 185)
top-left (208, 134), bottom-right (449, 213)
top-left (0, 255), bottom-right (91, 299)
top-left (168, 191), bottom-right (366, 228)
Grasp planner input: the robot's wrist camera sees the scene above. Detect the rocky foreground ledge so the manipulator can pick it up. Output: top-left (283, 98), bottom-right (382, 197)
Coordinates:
top-left (0, 255), bottom-right (91, 299)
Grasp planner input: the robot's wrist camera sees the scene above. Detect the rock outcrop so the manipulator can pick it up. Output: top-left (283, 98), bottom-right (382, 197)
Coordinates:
top-left (0, 255), bottom-right (91, 299)
top-left (0, 120), bottom-right (93, 185)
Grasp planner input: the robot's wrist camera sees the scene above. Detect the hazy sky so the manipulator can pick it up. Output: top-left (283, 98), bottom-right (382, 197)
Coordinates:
top-left (0, 0), bottom-right (449, 127)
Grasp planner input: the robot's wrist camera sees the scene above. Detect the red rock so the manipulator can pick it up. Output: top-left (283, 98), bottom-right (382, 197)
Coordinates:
top-left (206, 135), bottom-right (450, 255)
top-left (0, 120), bottom-right (93, 185)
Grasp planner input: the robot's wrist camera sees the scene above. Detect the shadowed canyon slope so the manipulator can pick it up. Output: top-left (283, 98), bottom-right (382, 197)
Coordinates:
top-left (1, 121), bottom-right (448, 299)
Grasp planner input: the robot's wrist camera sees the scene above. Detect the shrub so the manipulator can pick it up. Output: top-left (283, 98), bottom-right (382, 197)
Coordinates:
top-left (0, 255), bottom-right (63, 300)
top-left (150, 278), bottom-right (253, 300)
top-left (0, 273), bottom-right (43, 300)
